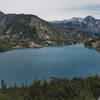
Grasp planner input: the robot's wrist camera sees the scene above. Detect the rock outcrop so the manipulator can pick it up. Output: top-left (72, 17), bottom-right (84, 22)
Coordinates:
top-left (0, 11), bottom-right (98, 51)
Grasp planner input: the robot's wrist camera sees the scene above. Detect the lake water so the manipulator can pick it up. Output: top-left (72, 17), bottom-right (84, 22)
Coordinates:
top-left (0, 44), bottom-right (100, 86)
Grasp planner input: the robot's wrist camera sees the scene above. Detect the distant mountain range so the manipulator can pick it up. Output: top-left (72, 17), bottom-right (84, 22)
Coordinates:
top-left (0, 11), bottom-right (99, 51)
top-left (52, 16), bottom-right (100, 36)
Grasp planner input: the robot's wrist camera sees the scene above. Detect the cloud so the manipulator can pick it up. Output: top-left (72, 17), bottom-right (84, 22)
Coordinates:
top-left (85, 4), bottom-right (100, 11)
top-left (0, 0), bottom-right (100, 20)
top-left (65, 4), bottom-right (100, 11)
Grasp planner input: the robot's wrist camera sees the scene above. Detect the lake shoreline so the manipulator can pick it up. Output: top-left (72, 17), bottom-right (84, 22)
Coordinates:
top-left (0, 40), bottom-right (83, 52)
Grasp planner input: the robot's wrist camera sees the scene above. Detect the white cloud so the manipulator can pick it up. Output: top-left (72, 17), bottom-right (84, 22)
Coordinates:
top-left (0, 0), bottom-right (100, 20)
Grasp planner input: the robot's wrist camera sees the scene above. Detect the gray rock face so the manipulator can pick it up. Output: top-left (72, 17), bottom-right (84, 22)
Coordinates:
top-left (0, 11), bottom-right (72, 44)
top-left (0, 11), bottom-right (95, 46)
top-left (93, 41), bottom-right (100, 51)
top-left (97, 96), bottom-right (100, 100)
top-left (0, 11), bottom-right (99, 52)
top-left (53, 16), bottom-right (100, 36)
top-left (0, 12), bottom-right (8, 34)
top-left (84, 38), bottom-right (100, 51)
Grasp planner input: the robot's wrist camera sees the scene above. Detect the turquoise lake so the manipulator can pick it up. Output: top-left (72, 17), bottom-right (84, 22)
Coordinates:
top-left (0, 44), bottom-right (100, 86)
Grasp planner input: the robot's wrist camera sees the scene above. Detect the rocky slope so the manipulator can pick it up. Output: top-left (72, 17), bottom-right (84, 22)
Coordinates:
top-left (0, 11), bottom-right (97, 51)
top-left (84, 38), bottom-right (100, 51)
top-left (53, 16), bottom-right (100, 36)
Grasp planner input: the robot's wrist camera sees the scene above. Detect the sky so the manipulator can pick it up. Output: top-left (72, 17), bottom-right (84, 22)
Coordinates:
top-left (0, 0), bottom-right (100, 21)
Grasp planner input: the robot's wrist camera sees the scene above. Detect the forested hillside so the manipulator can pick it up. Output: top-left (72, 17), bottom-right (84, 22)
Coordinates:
top-left (0, 75), bottom-right (100, 100)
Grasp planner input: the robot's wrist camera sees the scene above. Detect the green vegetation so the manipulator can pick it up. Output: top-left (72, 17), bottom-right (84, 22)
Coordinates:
top-left (0, 75), bottom-right (100, 100)
top-left (0, 39), bottom-right (31, 51)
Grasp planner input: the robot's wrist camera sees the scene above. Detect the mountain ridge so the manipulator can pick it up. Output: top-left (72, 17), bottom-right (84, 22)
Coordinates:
top-left (52, 15), bottom-right (100, 36)
top-left (0, 11), bottom-right (98, 51)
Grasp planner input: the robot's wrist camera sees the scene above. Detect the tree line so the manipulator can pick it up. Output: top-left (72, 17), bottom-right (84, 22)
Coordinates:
top-left (0, 75), bottom-right (100, 100)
